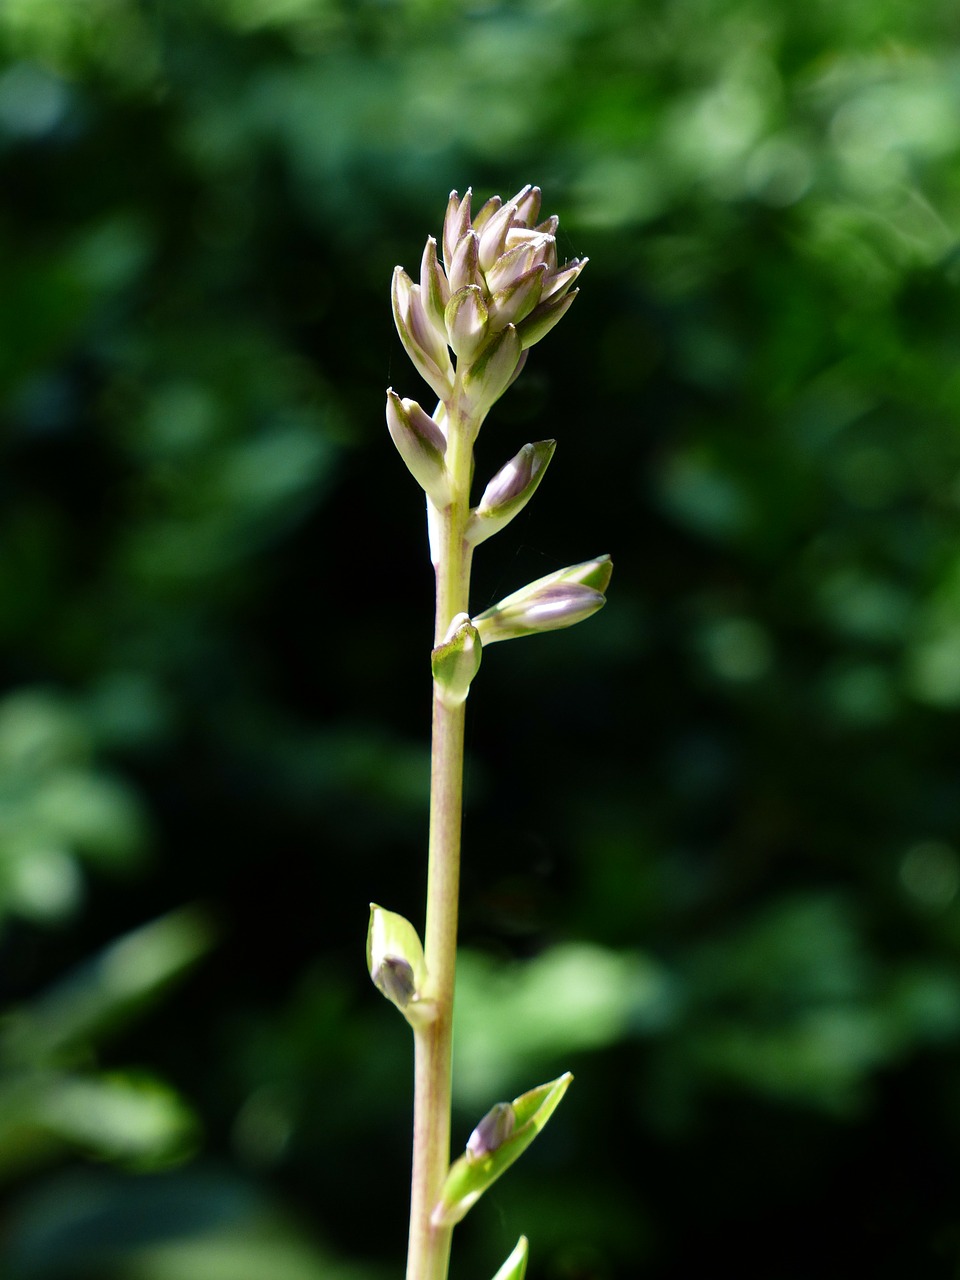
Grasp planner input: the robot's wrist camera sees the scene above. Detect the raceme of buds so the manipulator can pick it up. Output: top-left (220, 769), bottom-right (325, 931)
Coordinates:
top-left (472, 556), bottom-right (613, 645)
top-left (466, 440), bottom-right (556, 545)
top-left (392, 185), bottom-right (586, 414)
top-left (385, 388), bottom-right (450, 507)
top-left (367, 904), bottom-right (435, 1027)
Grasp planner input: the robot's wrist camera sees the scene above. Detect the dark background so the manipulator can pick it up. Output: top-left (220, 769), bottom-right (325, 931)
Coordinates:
top-left (1, 1), bottom-right (960, 1277)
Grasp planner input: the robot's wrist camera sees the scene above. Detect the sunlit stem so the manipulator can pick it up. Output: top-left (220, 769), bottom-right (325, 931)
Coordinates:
top-left (406, 390), bottom-right (476, 1280)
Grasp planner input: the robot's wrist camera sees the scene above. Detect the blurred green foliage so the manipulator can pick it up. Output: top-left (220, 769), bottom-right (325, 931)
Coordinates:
top-left (2, 0), bottom-right (960, 1276)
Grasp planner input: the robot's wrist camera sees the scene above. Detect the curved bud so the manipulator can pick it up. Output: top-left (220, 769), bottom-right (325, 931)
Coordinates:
top-left (466, 1102), bottom-right (516, 1163)
top-left (472, 555), bottom-right (612, 644)
top-left (420, 236), bottom-right (451, 339)
top-left (492, 1237), bottom-right (529, 1280)
top-left (385, 389), bottom-right (450, 507)
top-left (460, 324), bottom-right (523, 423)
top-left (486, 235), bottom-right (555, 296)
top-left (513, 184), bottom-right (541, 227)
top-left (448, 229), bottom-right (481, 296)
top-left (367, 904), bottom-right (435, 1027)
top-left (392, 267), bottom-right (454, 399)
top-left (540, 256), bottom-right (588, 304)
top-left (466, 440), bottom-right (556, 546)
top-left (515, 287), bottom-right (579, 350)
top-left (489, 264), bottom-right (546, 331)
top-left (471, 192), bottom-right (503, 233)
top-left (478, 186), bottom-right (530, 273)
top-left (442, 188), bottom-right (472, 273)
top-left (445, 285), bottom-right (490, 363)
top-left (431, 612), bottom-right (482, 707)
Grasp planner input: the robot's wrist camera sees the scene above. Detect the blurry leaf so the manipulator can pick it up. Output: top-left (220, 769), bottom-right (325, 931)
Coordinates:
top-left (454, 944), bottom-right (677, 1102)
top-left (2, 908), bottom-right (216, 1066)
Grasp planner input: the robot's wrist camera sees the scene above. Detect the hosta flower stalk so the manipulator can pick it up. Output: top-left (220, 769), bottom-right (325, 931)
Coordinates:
top-left (370, 186), bottom-right (609, 1280)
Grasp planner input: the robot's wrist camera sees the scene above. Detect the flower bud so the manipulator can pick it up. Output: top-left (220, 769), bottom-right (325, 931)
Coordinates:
top-left (515, 287), bottom-right (580, 350)
top-left (385, 389), bottom-right (450, 507)
top-left (472, 555), bottom-right (612, 644)
top-left (367, 904), bottom-right (435, 1027)
top-left (448, 229), bottom-right (481, 296)
top-left (442, 188), bottom-right (473, 273)
top-left (431, 613), bottom-right (482, 707)
top-left (466, 1102), bottom-right (516, 1163)
top-left (489, 264), bottom-right (546, 331)
top-left (444, 285), bottom-right (490, 363)
top-left (466, 440), bottom-right (556, 546)
top-left (392, 266), bottom-right (454, 400)
top-left (460, 324), bottom-right (523, 422)
top-left (419, 236), bottom-right (450, 339)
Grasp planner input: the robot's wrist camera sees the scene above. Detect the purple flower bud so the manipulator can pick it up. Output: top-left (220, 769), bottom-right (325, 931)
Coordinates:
top-left (372, 955), bottom-right (416, 1007)
top-left (442, 188), bottom-right (473, 273)
top-left (473, 556), bottom-right (612, 644)
top-left (466, 1102), bottom-right (516, 1162)
top-left (385, 389), bottom-right (449, 506)
top-left (392, 267), bottom-right (454, 400)
top-left (467, 440), bottom-right (556, 546)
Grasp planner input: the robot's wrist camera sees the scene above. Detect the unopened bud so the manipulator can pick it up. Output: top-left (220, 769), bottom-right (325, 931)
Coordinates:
top-left (461, 324), bottom-right (523, 423)
top-left (466, 1102), bottom-right (516, 1163)
top-left (431, 613), bottom-right (482, 707)
top-left (392, 267), bottom-right (454, 400)
top-left (515, 287), bottom-right (580, 350)
top-left (372, 955), bottom-right (416, 1007)
top-left (473, 555), bottom-right (612, 644)
top-left (367, 904), bottom-right (434, 1026)
top-left (445, 285), bottom-right (490, 363)
top-left (419, 236), bottom-right (451, 339)
top-left (385, 389), bottom-right (450, 507)
top-left (466, 440), bottom-right (556, 546)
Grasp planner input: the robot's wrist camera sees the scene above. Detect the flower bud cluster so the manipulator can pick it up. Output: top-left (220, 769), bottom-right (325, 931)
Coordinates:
top-left (391, 185), bottom-right (587, 411)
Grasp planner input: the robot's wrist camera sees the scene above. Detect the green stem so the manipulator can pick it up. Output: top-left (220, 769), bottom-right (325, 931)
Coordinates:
top-left (405, 394), bottom-right (475, 1280)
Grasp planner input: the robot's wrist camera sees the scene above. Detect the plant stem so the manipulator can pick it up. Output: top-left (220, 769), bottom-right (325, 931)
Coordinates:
top-left (406, 398), bottom-right (475, 1280)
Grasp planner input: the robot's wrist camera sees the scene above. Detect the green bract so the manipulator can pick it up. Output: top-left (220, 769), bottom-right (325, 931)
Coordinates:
top-left (431, 1072), bottom-right (573, 1228)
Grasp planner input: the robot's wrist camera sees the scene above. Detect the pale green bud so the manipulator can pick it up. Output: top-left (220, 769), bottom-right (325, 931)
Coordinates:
top-left (448, 229), bottom-right (481, 296)
top-left (478, 185), bottom-right (533, 273)
top-left (466, 1101), bottom-right (516, 1162)
top-left (392, 266), bottom-right (454, 400)
top-left (442, 188), bottom-right (473, 273)
top-left (489, 264), bottom-right (546, 331)
top-left (419, 236), bottom-right (450, 339)
top-left (444, 285), bottom-right (490, 363)
top-left (431, 612), bottom-right (482, 707)
top-left (385, 389), bottom-right (450, 507)
top-left (485, 234), bottom-right (555, 296)
top-left (460, 324), bottom-right (523, 422)
top-left (472, 555), bottom-right (612, 644)
top-left (515, 287), bottom-right (580, 349)
top-left (466, 440), bottom-right (556, 546)
top-left (367, 904), bottom-right (435, 1027)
